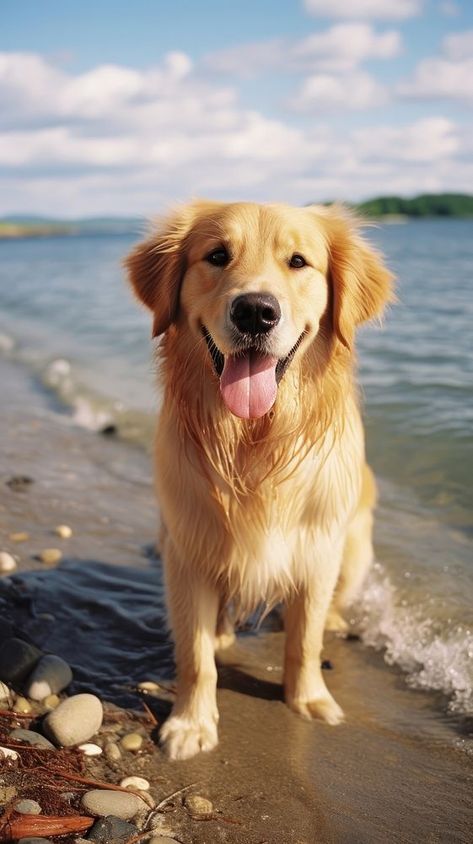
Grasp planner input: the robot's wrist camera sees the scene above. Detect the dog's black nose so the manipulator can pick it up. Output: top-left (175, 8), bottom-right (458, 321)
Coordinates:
top-left (230, 293), bottom-right (281, 336)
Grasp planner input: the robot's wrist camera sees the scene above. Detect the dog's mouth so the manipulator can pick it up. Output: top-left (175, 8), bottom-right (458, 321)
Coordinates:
top-left (202, 327), bottom-right (305, 420)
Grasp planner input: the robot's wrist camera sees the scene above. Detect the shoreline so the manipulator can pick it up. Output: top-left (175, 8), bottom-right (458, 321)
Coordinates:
top-left (1, 355), bottom-right (472, 843)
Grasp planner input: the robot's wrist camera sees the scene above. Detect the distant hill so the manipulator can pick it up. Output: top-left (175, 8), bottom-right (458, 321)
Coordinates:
top-left (354, 193), bottom-right (473, 219)
top-left (1, 194), bottom-right (472, 239)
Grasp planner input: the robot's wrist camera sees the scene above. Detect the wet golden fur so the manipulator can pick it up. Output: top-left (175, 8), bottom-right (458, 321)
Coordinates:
top-left (125, 200), bottom-right (393, 760)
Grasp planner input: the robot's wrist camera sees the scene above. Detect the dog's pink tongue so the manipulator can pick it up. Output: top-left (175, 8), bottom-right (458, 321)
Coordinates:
top-left (220, 351), bottom-right (278, 419)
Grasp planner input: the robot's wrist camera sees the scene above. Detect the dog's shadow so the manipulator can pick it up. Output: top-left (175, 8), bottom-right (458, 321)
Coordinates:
top-left (217, 662), bottom-right (284, 701)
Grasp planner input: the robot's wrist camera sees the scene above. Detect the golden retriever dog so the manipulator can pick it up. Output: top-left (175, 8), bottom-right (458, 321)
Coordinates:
top-left (125, 200), bottom-right (393, 761)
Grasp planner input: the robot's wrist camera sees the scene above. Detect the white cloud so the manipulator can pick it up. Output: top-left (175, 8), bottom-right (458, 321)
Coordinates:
top-left (0, 50), bottom-right (469, 215)
top-left (443, 30), bottom-right (473, 59)
top-left (439, 1), bottom-right (461, 17)
top-left (303, 0), bottom-right (423, 21)
top-left (293, 23), bottom-right (401, 71)
top-left (206, 23), bottom-right (401, 76)
top-left (293, 70), bottom-right (387, 110)
top-left (352, 117), bottom-right (460, 162)
top-left (399, 30), bottom-right (473, 102)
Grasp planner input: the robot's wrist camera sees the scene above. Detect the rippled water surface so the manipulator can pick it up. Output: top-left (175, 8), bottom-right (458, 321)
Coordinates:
top-left (1, 219), bottom-right (472, 713)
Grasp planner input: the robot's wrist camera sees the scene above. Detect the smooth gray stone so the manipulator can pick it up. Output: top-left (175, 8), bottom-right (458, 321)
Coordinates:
top-left (0, 637), bottom-right (43, 685)
top-left (25, 654), bottom-right (73, 700)
top-left (81, 789), bottom-right (145, 820)
top-left (15, 799), bottom-right (42, 814)
top-left (87, 816), bottom-right (139, 843)
top-left (44, 693), bottom-right (103, 747)
top-left (10, 728), bottom-right (55, 750)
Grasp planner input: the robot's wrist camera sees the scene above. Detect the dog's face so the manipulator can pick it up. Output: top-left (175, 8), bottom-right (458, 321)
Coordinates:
top-left (126, 201), bottom-right (393, 419)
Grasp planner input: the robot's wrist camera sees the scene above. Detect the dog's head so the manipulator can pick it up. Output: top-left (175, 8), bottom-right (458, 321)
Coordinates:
top-left (125, 200), bottom-right (393, 420)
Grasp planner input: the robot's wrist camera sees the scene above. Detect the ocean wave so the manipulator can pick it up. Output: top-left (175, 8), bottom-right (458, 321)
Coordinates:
top-left (40, 357), bottom-right (155, 446)
top-left (356, 563), bottom-right (473, 716)
top-left (0, 333), bottom-right (155, 447)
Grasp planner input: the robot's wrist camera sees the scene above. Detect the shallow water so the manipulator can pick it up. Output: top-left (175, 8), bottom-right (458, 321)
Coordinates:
top-left (0, 219), bottom-right (472, 715)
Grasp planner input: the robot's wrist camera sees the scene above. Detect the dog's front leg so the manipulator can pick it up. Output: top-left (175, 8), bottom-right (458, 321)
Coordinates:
top-left (160, 543), bottom-right (219, 760)
top-left (284, 551), bottom-right (345, 726)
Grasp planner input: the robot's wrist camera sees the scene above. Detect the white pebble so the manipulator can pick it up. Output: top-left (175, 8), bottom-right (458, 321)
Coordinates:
top-left (104, 741), bottom-right (121, 761)
top-left (185, 794), bottom-right (214, 818)
top-left (0, 551), bottom-right (17, 573)
top-left (78, 742), bottom-right (103, 756)
top-left (137, 681), bottom-right (161, 693)
top-left (0, 681), bottom-right (11, 700)
top-left (38, 548), bottom-right (62, 565)
top-left (0, 746), bottom-right (19, 760)
top-left (15, 798), bottom-right (42, 814)
top-left (26, 654), bottom-right (73, 701)
top-left (120, 732), bottom-right (143, 751)
top-left (44, 693), bottom-right (103, 747)
top-left (55, 524), bottom-right (72, 539)
top-left (120, 775), bottom-right (150, 791)
top-left (9, 532), bottom-right (29, 542)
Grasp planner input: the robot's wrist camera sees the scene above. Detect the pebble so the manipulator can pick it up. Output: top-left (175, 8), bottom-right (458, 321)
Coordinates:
top-left (0, 680), bottom-right (11, 700)
top-left (184, 794), bottom-right (214, 819)
top-left (81, 789), bottom-right (146, 820)
top-left (10, 728), bottom-right (55, 750)
top-left (25, 654), bottom-right (73, 700)
top-left (13, 696), bottom-right (32, 714)
top-left (137, 680), bottom-right (161, 693)
top-left (43, 693), bottom-right (60, 710)
top-left (149, 839), bottom-right (178, 844)
top-left (15, 799), bottom-right (42, 814)
top-left (104, 741), bottom-right (121, 762)
top-left (120, 775), bottom-right (150, 791)
top-left (120, 732), bottom-right (143, 751)
top-left (0, 551), bottom-right (17, 573)
top-left (6, 475), bottom-right (34, 492)
top-left (9, 532), bottom-right (29, 542)
top-left (0, 746), bottom-right (19, 760)
top-left (87, 816), bottom-right (138, 843)
top-left (78, 742), bottom-right (103, 756)
top-left (54, 524), bottom-right (72, 539)
top-left (38, 548), bottom-right (62, 566)
top-left (0, 637), bottom-right (43, 685)
top-left (44, 693), bottom-right (103, 747)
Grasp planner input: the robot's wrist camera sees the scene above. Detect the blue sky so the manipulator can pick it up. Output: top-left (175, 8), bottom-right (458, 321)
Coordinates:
top-left (1, 0), bottom-right (472, 215)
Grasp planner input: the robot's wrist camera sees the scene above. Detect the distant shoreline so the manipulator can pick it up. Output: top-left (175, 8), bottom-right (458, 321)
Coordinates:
top-left (1, 193), bottom-right (472, 239)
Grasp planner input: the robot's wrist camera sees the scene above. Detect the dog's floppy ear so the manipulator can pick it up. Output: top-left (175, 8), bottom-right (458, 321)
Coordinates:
top-left (318, 205), bottom-right (395, 349)
top-left (124, 203), bottom-right (202, 337)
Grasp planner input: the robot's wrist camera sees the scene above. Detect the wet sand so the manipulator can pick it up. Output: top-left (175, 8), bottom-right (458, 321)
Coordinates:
top-left (1, 356), bottom-right (472, 843)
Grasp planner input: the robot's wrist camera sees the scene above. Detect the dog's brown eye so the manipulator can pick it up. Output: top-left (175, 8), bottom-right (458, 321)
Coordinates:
top-left (206, 248), bottom-right (229, 267)
top-left (289, 254), bottom-right (306, 269)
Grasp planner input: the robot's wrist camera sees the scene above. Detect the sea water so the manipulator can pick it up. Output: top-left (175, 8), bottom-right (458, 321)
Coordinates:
top-left (0, 219), bottom-right (472, 714)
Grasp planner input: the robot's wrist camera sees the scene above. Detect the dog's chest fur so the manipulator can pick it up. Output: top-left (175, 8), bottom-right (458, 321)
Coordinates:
top-left (156, 400), bottom-right (364, 614)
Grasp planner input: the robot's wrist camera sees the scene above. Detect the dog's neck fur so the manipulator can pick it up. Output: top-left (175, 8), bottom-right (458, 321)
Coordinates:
top-left (159, 317), bottom-right (357, 500)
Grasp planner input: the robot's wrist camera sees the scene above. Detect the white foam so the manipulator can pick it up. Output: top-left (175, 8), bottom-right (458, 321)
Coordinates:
top-left (71, 396), bottom-right (113, 431)
top-left (0, 332), bottom-right (15, 353)
top-left (356, 563), bottom-right (473, 715)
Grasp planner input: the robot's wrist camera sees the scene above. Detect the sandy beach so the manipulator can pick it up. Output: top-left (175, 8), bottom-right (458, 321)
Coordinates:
top-left (1, 355), bottom-right (472, 844)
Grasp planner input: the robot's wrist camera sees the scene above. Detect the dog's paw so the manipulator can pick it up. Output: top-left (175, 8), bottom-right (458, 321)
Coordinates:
top-left (160, 714), bottom-right (218, 761)
top-left (288, 694), bottom-right (345, 726)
